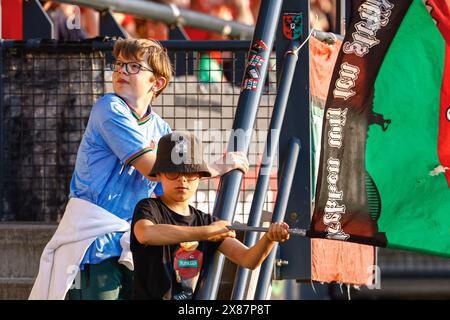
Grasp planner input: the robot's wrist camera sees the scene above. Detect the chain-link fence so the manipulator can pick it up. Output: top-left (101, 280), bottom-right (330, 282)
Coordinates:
top-left (0, 39), bottom-right (278, 222)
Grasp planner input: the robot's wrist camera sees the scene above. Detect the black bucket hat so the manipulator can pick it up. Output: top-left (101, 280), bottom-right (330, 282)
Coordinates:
top-left (149, 131), bottom-right (211, 178)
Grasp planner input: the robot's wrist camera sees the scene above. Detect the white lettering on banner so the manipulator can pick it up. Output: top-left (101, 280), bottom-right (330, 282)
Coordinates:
top-left (323, 158), bottom-right (350, 240)
top-left (322, 0), bottom-right (396, 240)
top-left (324, 111), bottom-right (348, 239)
top-left (333, 62), bottom-right (360, 100)
top-left (343, 0), bottom-right (394, 57)
top-left (326, 108), bottom-right (348, 148)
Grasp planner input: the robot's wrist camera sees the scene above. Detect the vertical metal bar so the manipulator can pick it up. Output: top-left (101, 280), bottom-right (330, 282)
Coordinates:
top-left (276, 0), bottom-right (311, 283)
top-left (335, 0), bottom-right (343, 35)
top-left (168, 26), bottom-right (189, 77)
top-left (336, 0), bottom-right (351, 35)
top-left (230, 43), bottom-right (300, 300)
top-left (195, 0), bottom-right (283, 300)
top-left (253, 137), bottom-right (301, 300)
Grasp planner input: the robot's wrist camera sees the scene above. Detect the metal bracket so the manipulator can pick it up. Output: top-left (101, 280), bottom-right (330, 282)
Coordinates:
top-left (23, 0), bottom-right (54, 39)
top-left (99, 10), bottom-right (127, 39)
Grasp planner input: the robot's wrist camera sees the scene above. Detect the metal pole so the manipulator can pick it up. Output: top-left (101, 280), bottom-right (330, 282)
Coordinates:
top-left (230, 43), bottom-right (300, 300)
top-left (276, 0), bottom-right (311, 283)
top-left (228, 225), bottom-right (306, 237)
top-left (54, 0), bottom-right (254, 38)
top-left (253, 138), bottom-right (301, 300)
top-left (195, 0), bottom-right (283, 300)
top-left (335, 0), bottom-right (351, 35)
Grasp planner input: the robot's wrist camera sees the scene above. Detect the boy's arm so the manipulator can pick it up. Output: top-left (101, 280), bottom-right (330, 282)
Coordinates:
top-left (132, 150), bottom-right (248, 181)
top-left (134, 219), bottom-right (236, 246)
top-left (218, 222), bottom-right (290, 270)
top-left (208, 151), bottom-right (250, 177)
top-left (132, 152), bottom-right (158, 181)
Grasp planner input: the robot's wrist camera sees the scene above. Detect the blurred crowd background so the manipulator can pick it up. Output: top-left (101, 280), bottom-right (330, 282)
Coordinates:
top-left (41, 0), bottom-right (338, 41)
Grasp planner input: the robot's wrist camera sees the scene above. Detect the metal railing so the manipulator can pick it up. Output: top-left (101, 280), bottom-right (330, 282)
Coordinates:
top-left (231, 42), bottom-right (302, 300)
top-left (54, 0), bottom-right (254, 39)
top-left (195, 0), bottom-right (282, 300)
top-left (0, 38), bottom-right (277, 222)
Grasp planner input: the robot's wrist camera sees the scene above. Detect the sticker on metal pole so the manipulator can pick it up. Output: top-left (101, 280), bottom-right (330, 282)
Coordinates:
top-left (282, 12), bottom-right (303, 40)
top-left (240, 39), bottom-right (268, 92)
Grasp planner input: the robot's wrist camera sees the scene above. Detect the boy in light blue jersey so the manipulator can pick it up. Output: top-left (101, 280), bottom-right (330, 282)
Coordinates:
top-left (31, 38), bottom-right (248, 300)
top-left (70, 93), bottom-right (171, 299)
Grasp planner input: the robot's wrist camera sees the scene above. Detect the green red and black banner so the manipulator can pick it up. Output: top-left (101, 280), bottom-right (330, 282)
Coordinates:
top-left (310, 36), bottom-right (376, 286)
top-left (309, 0), bottom-right (450, 257)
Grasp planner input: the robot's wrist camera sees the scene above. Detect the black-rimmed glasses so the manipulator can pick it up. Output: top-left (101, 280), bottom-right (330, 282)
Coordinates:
top-left (110, 60), bottom-right (154, 74)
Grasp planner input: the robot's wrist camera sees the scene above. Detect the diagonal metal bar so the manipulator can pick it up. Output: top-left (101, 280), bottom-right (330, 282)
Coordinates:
top-left (194, 0), bottom-right (283, 300)
top-left (229, 42), bottom-right (301, 300)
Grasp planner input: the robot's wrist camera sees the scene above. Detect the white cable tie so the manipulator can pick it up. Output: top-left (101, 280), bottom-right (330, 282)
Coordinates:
top-left (293, 14), bottom-right (318, 55)
top-left (310, 280), bottom-right (317, 294)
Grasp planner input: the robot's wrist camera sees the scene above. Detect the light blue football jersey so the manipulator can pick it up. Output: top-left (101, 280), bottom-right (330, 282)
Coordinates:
top-left (69, 93), bottom-right (171, 266)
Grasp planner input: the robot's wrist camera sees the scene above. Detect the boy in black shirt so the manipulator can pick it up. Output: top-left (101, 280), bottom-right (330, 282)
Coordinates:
top-left (131, 131), bottom-right (290, 300)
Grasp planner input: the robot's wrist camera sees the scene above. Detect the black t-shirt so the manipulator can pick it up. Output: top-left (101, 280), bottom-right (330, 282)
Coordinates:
top-left (131, 198), bottom-right (220, 300)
